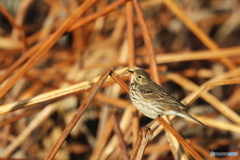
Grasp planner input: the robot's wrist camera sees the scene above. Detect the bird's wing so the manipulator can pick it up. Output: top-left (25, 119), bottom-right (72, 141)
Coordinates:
top-left (138, 83), bottom-right (188, 110)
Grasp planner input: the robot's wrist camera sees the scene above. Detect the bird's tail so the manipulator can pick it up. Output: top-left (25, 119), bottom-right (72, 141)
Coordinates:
top-left (181, 112), bottom-right (207, 128)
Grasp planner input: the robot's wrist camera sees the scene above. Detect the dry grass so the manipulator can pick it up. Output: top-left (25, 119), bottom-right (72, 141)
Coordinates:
top-left (0, 0), bottom-right (240, 159)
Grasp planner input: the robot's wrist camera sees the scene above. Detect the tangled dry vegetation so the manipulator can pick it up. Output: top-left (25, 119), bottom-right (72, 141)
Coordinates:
top-left (0, 0), bottom-right (240, 159)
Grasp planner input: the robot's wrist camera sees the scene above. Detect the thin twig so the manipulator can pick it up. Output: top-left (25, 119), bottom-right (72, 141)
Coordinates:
top-left (44, 69), bottom-right (112, 160)
top-left (162, 0), bottom-right (236, 70)
top-left (0, 0), bottom-right (98, 98)
top-left (0, 3), bottom-right (28, 49)
top-left (126, 1), bottom-right (140, 146)
top-left (157, 117), bottom-right (204, 160)
top-left (90, 116), bottom-right (113, 160)
top-left (127, 1), bottom-right (135, 67)
top-left (112, 114), bottom-right (130, 160)
top-left (0, 68), bottom-right (129, 115)
top-left (132, 0), bottom-right (160, 85)
top-left (0, 0), bottom-right (127, 86)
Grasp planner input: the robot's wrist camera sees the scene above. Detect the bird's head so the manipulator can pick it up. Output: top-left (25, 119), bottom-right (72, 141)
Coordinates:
top-left (128, 69), bottom-right (151, 84)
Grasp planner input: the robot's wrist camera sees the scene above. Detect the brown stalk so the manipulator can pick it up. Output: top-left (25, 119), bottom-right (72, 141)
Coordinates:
top-left (0, 68), bottom-right (129, 115)
top-left (144, 144), bottom-right (171, 155)
top-left (2, 103), bottom-right (58, 157)
top-left (203, 78), bottom-right (240, 87)
top-left (0, 107), bottom-right (41, 128)
top-left (0, 42), bottom-right (40, 85)
top-left (68, 0), bottom-right (128, 32)
top-left (126, 1), bottom-right (139, 146)
top-left (184, 78), bottom-right (240, 105)
top-left (0, 0), bottom-right (127, 88)
top-left (90, 116), bottom-right (113, 160)
top-left (156, 46), bottom-right (240, 64)
top-left (10, 0), bottom-right (32, 50)
top-left (112, 114), bottom-right (130, 160)
top-left (131, 105), bottom-right (140, 147)
top-left (130, 127), bottom-right (153, 160)
top-left (110, 71), bottom-right (130, 93)
top-left (38, 5), bottom-right (58, 41)
top-left (181, 68), bottom-right (240, 107)
top-left (167, 73), bottom-right (240, 125)
top-left (157, 117), bottom-right (204, 160)
top-left (127, 1), bottom-right (135, 67)
top-left (99, 105), bottom-right (133, 159)
top-left (44, 69), bottom-right (112, 160)
top-left (190, 143), bottom-right (218, 160)
top-left (95, 93), bottom-right (130, 109)
top-left (162, 0), bottom-right (236, 70)
top-left (68, 0), bottom-right (84, 50)
top-left (1, 54), bottom-right (82, 157)
top-left (0, 3), bottom-right (28, 49)
top-left (190, 115), bottom-right (240, 134)
top-left (0, 0), bottom-right (98, 98)
top-left (132, 0), bottom-right (160, 85)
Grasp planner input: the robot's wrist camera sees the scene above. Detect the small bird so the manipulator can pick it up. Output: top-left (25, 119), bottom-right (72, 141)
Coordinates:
top-left (128, 68), bottom-right (207, 128)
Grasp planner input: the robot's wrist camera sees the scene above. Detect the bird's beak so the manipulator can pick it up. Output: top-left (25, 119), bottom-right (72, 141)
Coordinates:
top-left (128, 70), bottom-right (134, 74)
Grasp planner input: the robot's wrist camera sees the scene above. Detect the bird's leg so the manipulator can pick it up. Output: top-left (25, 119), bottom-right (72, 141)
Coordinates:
top-left (144, 118), bottom-right (157, 130)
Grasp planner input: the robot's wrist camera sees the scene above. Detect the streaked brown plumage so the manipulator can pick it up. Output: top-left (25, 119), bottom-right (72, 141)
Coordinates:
top-left (128, 68), bottom-right (207, 128)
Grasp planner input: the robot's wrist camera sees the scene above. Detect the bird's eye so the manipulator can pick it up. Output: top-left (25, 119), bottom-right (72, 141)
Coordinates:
top-left (138, 76), bottom-right (142, 78)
